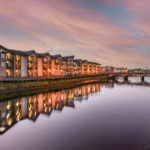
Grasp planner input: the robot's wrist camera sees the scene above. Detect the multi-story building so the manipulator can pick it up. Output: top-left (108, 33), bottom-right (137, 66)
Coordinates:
top-left (37, 53), bottom-right (51, 77)
top-left (0, 46), bottom-right (37, 77)
top-left (85, 62), bottom-right (101, 75)
top-left (104, 66), bottom-right (114, 73)
top-left (51, 55), bottom-right (62, 76)
top-left (0, 45), bottom-right (102, 79)
top-left (51, 55), bottom-right (64, 76)
top-left (81, 60), bottom-right (88, 75)
top-left (114, 68), bottom-right (128, 73)
top-left (73, 59), bottom-right (82, 75)
top-left (95, 63), bottom-right (101, 74)
top-left (0, 45), bottom-right (38, 78)
top-left (62, 56), bottom-right (74, 76)
top-left (0, 45), bottom-right (51, 78)
top-left (87, 62), bottom-right (93, 75)
top-left (26, 50), bottom-right (38, 77)
top-left (99, 67), bottom-right (106, 73)
top-left (73, 60), bottom-right (101, 76)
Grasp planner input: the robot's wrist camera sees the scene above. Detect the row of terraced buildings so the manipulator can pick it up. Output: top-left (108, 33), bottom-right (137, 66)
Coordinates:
top-left (0, 45), bottom-right (101, 78)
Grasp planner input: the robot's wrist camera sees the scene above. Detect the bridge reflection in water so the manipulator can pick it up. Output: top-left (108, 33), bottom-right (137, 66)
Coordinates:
top-left (0, 83), bottom-right (102, 134)
top-left (115, 75), bottom-right (150, 85)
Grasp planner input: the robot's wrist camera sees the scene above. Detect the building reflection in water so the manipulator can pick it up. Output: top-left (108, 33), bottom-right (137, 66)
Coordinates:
top-left (0, 83), bottom-right (105, 135)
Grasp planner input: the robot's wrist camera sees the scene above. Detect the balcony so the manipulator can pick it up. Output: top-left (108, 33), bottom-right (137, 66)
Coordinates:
top-left (28, 56), bottom-right (33, 62)
top-left (6, 56), bottom-right (13, 61)
top-left (33, 58), bottom-right (38, 63)
top-left (6, 69), bottom-right (14, 77)
top-left (16, 62), bottom-right (21, 69)
top-left (43, 58), bottom-right (48, 63)
top-left (28, 63), bottom-right (33, 69)
top-left (16, 65), bottom-right (21, 69)
top-left (6, 53), bottom-right (14, 61)
top-left (15, 70), bottom-right (21, 77)
top-left (16, 55), bottom-right (21, 62)
top-left (43, 64), bottom-right (48, 69)
top-left (33, 64), bottom-right (38, 70)
top-left (55, 59), bottom-right (60, 64)
top-left (28, 70), bottom-right (33, 77)
top-left (6, 63), bottom-right (13, 68)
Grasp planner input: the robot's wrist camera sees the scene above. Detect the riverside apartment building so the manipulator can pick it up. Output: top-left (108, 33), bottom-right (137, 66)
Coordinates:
top-left (0, 45), bottom-right (101, 78)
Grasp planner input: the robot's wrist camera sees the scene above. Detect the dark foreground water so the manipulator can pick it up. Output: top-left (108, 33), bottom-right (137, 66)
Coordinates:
top-left (0, 79), bottom-right (150, 150)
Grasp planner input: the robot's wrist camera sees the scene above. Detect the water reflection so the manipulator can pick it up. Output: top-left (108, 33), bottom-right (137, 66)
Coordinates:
top-left (0, 81), bottom-right (150, 150)
top-left (0, 78), bottom-right (150, 135)
top-left (145, 76), bottom-right (150, 83)
top-left (116, 76), bottom-right (124, 83)
top-left (128, 76), bottom-right (142, 83)
top-left (0, 83), bottom-right (102, 134)
top-left (116, 76), bottom-right (150, 84)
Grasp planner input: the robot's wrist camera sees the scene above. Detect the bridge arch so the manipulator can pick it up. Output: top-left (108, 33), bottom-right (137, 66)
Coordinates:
top-left (113, 73), bottom-right (150, 84)
top-left (141, 76), bottom-right (145, 82)
top-left (124, 75), bottom-right (129, 82)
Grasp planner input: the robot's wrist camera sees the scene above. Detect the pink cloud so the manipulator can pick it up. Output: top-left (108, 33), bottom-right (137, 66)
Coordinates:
top-left (0, 0), bottom-right (149, 68)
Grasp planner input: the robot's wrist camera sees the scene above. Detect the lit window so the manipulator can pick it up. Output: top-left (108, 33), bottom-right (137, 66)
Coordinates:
top-left (16, 55), bottom-right (20, 61)
top-left (1, 53), bottom-right (5, 59)
top-left (1, 62), bottom-right (5, 67)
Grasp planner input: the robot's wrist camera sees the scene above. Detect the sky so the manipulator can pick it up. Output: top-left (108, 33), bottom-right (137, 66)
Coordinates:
top-left (0, 0), bottom-right (150, 68)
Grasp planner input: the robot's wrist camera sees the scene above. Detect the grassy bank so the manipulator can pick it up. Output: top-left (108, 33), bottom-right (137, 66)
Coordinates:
top-left (0, 75), bottom-right (108, 100)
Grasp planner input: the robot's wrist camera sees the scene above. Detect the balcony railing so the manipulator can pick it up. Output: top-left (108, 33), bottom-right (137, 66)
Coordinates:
top-left (16, 65), bottom-right (21, 69)
top-left (28, 57), bottom-right (33, 62)
top-left (6, 55), bottom-right (14, 60)
top-left (43, 64), bottom-right (48, 69)
top-left (28, 64), bottom-right (33, 69)
top-left (43, 59), bottom-right (48, 63)
top-left (6, 63), bottom-right (13, 68)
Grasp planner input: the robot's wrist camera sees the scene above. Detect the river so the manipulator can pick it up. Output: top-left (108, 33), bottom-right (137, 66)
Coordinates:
top-left (0, 77), bottom-right (150, 150)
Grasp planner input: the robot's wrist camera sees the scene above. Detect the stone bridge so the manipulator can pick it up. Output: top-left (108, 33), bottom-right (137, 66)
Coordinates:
top-left (107, 72), bottom-right (150, 83)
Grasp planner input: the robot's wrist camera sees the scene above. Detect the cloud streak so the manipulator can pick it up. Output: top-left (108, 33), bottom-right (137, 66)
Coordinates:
top-left (0, 0), bottom-right (149, 68)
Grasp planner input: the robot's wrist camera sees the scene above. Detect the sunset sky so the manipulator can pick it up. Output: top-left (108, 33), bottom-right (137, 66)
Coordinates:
top-left (0, 0), bottom-right (150, 68)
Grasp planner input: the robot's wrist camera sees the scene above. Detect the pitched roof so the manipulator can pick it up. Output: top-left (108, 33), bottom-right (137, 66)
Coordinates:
top-left (74, 59), bottom-right (82, 63)
top-left (0, 45), bottom-right (37, 56)
top-left (51, 54), bottom-right (62, 59)
top-left (26, 50), bottom-right (37, 56)
top-left (81, 60), bottom-right (88, 63)
top-left (9, 49), bottom-right (37, 56)
top-left (88, 61), bottom-right (101, 65)
top-left (0, 45), bottom-right (9, 51)
top-left (62, 55), bottom-right (74, 60)
top-left (37, 52), bottom-right (50, 58)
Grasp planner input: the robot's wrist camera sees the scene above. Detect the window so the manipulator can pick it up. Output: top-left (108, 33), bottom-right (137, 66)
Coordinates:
top-left (1, 62), bottom-right (5, 67)
top-left (55, 59), bottom-right (59, 64)
top-left (44, 58), bottom-right (48, 63)
top-left (1, 53), bottom-right (5, 59)
top-left (16, 55), bottom-right (20, 61)
top-left (28, 56), bottom-right (33, 62)
top-left (6, 53), bottom-right (12, 60)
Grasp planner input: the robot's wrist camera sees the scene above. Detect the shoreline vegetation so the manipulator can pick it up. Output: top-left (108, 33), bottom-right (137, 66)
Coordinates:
top-left (0, 75), bottom-right (108, 101)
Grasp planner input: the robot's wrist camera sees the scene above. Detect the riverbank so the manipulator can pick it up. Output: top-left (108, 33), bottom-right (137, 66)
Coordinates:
top-left (0, 75), bottom-right (108, 100)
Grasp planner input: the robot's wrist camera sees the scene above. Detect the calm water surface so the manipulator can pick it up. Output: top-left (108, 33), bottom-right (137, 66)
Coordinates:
top-left (0, 78), bottom-right (150, 150)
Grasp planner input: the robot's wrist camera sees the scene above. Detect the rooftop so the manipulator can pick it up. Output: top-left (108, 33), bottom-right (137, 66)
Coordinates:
top-left (51, 54), bottom-right (62, 59)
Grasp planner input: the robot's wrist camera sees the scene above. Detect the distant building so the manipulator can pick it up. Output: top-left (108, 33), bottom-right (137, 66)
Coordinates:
top-left (104, 66), bottom-right (114, 73)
